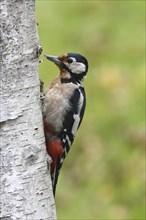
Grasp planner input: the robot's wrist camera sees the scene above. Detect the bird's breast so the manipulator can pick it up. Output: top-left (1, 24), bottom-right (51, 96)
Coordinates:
top-left (43, 82), bottom-right (78, 133)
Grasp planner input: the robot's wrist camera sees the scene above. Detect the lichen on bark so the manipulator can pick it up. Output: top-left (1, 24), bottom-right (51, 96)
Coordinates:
top-left (0, 0), bottom-right (56, 219)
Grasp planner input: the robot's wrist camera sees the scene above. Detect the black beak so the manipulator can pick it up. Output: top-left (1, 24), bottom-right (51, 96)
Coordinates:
top-left (45, 54), bottom-right (69, 72)
top-left (45, 55), bottom-right (62, 67)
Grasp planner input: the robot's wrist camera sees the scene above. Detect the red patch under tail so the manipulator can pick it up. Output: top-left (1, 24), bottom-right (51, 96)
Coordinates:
top-left (46, 139), bottom-right (63, 173)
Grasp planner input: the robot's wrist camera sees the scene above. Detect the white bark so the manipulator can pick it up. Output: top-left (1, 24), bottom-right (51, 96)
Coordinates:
top-left (0, 0), bottom-right (56, 219)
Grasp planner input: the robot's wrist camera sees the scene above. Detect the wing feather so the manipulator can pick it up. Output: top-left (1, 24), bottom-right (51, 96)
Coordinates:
top-left (52, 87), bottom-right (86, 195)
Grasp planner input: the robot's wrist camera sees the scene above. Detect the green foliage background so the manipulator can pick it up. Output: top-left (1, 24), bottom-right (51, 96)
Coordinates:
top-left (36, 1), bottom-right (145, 219)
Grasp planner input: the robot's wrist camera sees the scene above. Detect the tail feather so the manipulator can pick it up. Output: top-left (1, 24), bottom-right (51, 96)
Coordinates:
top-left (51, 158), bottom-right (63, 196)
top-left (47, 135), bottom-right (74, 196)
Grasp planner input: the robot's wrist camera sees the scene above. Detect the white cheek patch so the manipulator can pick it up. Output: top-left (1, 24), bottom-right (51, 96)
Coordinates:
top-left (67, 62), bottom-right (86, 74)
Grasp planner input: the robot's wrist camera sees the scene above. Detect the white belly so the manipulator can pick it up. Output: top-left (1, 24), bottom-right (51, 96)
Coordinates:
top-left (43, 82), bottom-right (77, 132)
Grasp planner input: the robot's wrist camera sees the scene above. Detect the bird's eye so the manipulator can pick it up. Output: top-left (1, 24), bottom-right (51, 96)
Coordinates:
top-left (67, 58), bottom-right (73, 64)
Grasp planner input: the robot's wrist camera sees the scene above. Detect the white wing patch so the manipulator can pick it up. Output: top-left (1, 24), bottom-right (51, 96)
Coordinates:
top-left (71, 89), bottom-right (84, 136)
top-left (71, 114), bottom-right (80, 136)
top-left (66, 135), bottom-right (72, 146)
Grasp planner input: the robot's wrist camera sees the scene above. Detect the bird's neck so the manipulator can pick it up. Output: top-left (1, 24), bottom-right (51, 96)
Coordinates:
top-left (60, 70), bottom-right (85, 85)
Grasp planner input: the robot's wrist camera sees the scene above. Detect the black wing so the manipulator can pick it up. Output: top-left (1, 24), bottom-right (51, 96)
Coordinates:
top-left (52, 87), bottom-right (86, 196)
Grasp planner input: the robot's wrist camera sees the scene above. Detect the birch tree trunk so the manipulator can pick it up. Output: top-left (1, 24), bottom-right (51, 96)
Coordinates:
top-left (0, 0), bottom-right (56, 219)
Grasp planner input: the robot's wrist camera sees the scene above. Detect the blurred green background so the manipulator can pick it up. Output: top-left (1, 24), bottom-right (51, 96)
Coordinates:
top-left (36, 1), bottom-right (145, 219)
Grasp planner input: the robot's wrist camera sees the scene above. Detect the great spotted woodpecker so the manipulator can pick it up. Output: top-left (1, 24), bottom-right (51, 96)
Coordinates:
top-left (43, 53), bottom-right (88, 196)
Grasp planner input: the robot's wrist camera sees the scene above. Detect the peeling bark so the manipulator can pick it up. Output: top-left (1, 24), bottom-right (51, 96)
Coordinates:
top-left (0, 0), bottom-right (56, 219)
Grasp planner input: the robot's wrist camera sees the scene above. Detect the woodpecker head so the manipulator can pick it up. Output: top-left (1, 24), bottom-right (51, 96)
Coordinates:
top-left (45, 53), bottom-right (88, 82)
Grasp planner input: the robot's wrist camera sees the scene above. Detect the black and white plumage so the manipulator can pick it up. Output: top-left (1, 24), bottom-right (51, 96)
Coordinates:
top-left (43, 53), bottom-right (88, 196)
